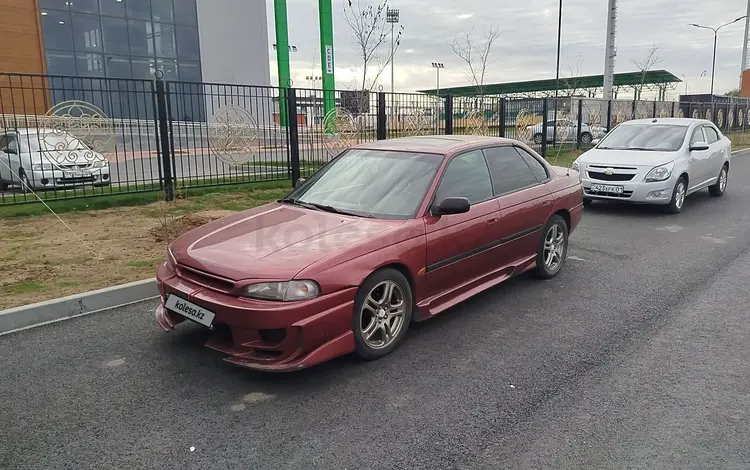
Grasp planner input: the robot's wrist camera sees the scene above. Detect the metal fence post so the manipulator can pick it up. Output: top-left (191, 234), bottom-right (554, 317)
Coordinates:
top-left (541, 98), bottom-right (548, 158)
top-left (155, 76), bottom-right (174, 201)
top-left (606, 100), bottom-right (613, 133)
top-left (576, 99), bottom-right (583, 149)
top-left (652, 100), bottom-right (657, 118)
top-left (498, 98), bottom-right (506, 137)
top-left (377, 92), bottom-right (387, 140)
top-left (671, 101), bottom-right (675, 117)
top-left (287, 88), bottom-right (301, 185)
top-left (631, 99), bottom-right (636, 120)
top-left (445, 94), bottom-right (454, 135)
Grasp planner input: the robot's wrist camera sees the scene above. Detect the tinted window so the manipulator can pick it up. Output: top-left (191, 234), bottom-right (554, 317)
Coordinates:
top-left (72, 14), bottom-right (102, 52)
top-left (178, 60), bottom-right (201, 82)
top-left (41, 10), bottom-right (74, 51)
top-left (126, 0), bottom-right (151, 20)
top-left (46, 51), bottom-right (77, 76)
top-left (690, 126), bottom-right (706, 145)
top-left (151, 0), bottom-right (174, 22)
top-left (514, 147), bottom-right (548, 181)
top-left (101, 17), bottom-right (130, 55)
top-left (105, 56), bottom-right (132, 77)
top-left (434, 150), bottom-right (493, 205)
top-left (288, 150), bottom-right (443, 218)
top-left (483, 146), bottom-right (539, 195)
top-left (174, 0), bottom-right (197, 25)
top-left (175, 26), bottom-right (200, 60)
top-left (128, 20), bottom-right (154, 56)
top-left (703, 126), bottom-right (720, 144)
top-left (71, 0), bottom-right (99, 13)
top-left (76, 53), bottom-right (105, 76)
top-left (100, 0), bottom-right (126, 17)
top-left (152, 23), bottom-right (177, 58)
top-left (39, 0), bottom-right (69, 10)
top-left (597, 124), bottom-right (688, 152)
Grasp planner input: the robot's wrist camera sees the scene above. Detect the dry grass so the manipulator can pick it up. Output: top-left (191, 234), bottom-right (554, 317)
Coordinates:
top-left (0, 188), bottom-right (287, 309)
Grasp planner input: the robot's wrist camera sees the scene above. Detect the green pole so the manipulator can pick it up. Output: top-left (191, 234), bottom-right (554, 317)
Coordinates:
top-left (318, 0), bottom-right (336, 132)
top-left (273, 0), bottom-right (291, 127)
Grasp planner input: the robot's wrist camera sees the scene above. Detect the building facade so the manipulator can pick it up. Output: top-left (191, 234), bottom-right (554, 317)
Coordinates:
top-left (0, 0), bottom-right (271, 119)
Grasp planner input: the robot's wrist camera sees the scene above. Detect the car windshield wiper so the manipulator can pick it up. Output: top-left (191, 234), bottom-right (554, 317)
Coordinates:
top-left (279, 198), bottom-right (373, 218)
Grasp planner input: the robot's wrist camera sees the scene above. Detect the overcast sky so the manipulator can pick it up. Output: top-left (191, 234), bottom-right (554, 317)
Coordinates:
top-left (265, 0), bottom-right (749, 98)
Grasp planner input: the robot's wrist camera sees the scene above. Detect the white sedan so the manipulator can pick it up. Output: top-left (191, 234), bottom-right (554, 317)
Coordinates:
top-left (571, 118), bottom-right (731, 214)
top-left (0, 128), bottom-right (111, 193)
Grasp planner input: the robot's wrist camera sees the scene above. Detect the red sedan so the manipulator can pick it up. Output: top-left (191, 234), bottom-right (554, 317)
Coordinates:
top-left (155, 135), bottom-right (584, 372)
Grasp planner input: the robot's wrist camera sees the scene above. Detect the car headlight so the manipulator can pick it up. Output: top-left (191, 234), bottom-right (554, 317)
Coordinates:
top-left (241, 280), bottom-right (321, 301)
top-left (570, 160), bottom-right (580, 173)
top-left (645, 162), bottom-right (675, 182)
top-left (31, 163), bottom-right (54, 171)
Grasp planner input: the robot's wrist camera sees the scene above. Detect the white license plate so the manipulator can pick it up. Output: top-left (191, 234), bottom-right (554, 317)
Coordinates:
top-left (590, 183), bottom-right (624, 194)
top-left (63, 171), bottom-right (84, 178)
top-left (164, 294), bottom-right (215, 328)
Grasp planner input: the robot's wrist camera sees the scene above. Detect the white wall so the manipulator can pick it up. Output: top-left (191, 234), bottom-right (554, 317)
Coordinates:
top-left (195, 0), bottom-right (271, 87)
top-left (195, 0), bottom-right (272, 125)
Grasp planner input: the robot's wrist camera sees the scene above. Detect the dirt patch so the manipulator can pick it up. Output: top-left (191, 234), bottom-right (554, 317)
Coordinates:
top-left (0, 189), bottom-right (285, 310)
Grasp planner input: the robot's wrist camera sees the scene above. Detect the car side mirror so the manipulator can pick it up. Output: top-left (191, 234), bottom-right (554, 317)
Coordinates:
top-left (590, 138), bottom-right (600, 146)
top-left (294, 177), bottom-right (305, 188)
top-left (3, 147), bottom-right (17, 155)
top-left (690, 141), bottom-right (709, 152)
top-left (432, 197), bottom-right (470, 216)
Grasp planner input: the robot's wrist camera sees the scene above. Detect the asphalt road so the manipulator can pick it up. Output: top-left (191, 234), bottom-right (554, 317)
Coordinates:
top-left (3, 154), bottom-right (750, 469)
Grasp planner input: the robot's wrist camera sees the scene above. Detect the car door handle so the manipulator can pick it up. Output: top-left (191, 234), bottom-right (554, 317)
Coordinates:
top-left (487, 217), bottom-right (498, 224)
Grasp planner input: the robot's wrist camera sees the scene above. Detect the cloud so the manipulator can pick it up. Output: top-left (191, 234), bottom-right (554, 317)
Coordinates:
top-left (266, 0), bottom-right (749, 96)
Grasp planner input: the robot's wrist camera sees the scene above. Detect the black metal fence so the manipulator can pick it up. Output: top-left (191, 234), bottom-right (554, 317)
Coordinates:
top-left (2, 71), bottom-right (750, 206)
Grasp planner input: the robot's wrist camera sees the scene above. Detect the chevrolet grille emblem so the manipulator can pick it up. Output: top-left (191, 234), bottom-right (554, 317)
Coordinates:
top-left (604, 167), bottom-right (614, 175)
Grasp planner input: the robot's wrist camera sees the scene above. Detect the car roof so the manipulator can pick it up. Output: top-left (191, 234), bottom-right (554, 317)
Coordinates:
top-left (618, 117), bottom-right (712, 127)
top-left (351, 134), bottom-right (517, 154)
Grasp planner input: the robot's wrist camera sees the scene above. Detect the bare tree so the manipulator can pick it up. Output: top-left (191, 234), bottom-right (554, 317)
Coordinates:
top-left (343, 0), bottom-right (403, 93)
top-left (560, 55), bottom-right (586, 98)
top-left (447, 25), bottom-right (501, 100)
top-left (631, 44), bottom-right (663, 100)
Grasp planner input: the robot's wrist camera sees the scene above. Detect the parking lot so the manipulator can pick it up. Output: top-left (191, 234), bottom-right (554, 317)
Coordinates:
top-left (2, 153), bottom-right (750, 469)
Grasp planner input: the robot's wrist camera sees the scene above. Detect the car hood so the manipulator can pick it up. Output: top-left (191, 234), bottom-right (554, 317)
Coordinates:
top-left (170, 202), bottom-right (404, 281)
top-left (578, 148), bottom-right (679, 167)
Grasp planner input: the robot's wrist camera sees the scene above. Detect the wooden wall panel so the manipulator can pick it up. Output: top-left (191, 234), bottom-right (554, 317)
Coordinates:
top-left (0, 0), bottom-right (49, 116)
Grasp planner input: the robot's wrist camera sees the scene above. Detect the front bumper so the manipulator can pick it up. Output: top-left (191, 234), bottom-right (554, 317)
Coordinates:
top-left (581, 174), bottom-right (677, 205)
top-left (154, 262), bottom-right (357, 372)
top-left (28, 168), bottom-right (111, 189)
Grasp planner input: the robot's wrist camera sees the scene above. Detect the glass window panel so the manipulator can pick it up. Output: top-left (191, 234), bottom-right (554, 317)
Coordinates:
top-left (152, 22), bottom-right (176, 58)
top-left (76, 53), bottom-right (105, 76)
top-left (72, 13), bottom-right (102, 52)
top-left (71, 0), bottom-right (99, 14)
top-left (175, 25), bottom-right (199, 60)
top-left (131, 57), bottom-right (155, 79)
top-left (435, 150), bottom-right (494, 204)
top-left (45, 51), bottom-right (76, 76)
top-left (126, 0), bottom-right (151, 20)
top-left (41, 10), bottom-right (74, 51)
top-left (173, 0), bottom-right (197, 25)
top-left (178, 60), bottom-right (201, 82)
top-left (99, 0), bottom-right (125, 17)
top-left (156, 59), bottom-right (178, 80)
top-left (101, 16), bottom-right (129, 55)
top-left (104, 56), bottom-right (132, 78)
top-left (151, 0), bottom-right (174, 23)
top-left (483, 146), bottom-right (538, 195)
top-left (39, 0), bottom-right (69, 10)
top-left (128, 20), bottom-right (154, 56)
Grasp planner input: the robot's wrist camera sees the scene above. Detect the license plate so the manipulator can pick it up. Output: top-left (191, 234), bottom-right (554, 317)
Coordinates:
top-left (63, 171), bottom-right (84, 178)
top-left (590, 183), bottom-right (624, 194)
top-left (164, 294), bottom-right (215, 328)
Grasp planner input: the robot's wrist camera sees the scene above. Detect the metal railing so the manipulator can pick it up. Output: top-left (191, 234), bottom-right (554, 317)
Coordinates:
top-left (2, 71), bottom-right (750, 206)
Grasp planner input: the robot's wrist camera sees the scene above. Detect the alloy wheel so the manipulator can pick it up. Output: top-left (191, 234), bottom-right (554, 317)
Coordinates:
top-left (675, 181), bottom-right (686, 210)
top-left (719, 168), bottom-right (727, 192)
top-left (360, 280), bottom-right (406, 350)
top-left (543, 224), bottom-right (565, 272)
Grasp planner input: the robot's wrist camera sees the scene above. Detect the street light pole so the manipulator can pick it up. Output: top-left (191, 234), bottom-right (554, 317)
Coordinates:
top-left (386, 7), bottom-right (400, 95)
top-left (689, 16), bottom-right (746, 97)
top-left (431, 62), bottom-right (444, 96)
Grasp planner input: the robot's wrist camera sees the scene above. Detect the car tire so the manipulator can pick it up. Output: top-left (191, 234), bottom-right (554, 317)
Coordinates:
top-left (580, 132), bottom-right (593, 144)
top-left (664, 176), bottom-right (687, 214)
top-left (352, 268), bottom-right (413, 361)
top-left (708, 164), bottom-right (728, 197)
top-left (534, 214), bottom-right (569, 280)
top-left (533, 133), bottom-right (544, 145)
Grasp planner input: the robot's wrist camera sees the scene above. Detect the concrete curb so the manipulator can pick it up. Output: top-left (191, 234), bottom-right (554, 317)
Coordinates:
top-left (0, 278), bottom-right (158, 336)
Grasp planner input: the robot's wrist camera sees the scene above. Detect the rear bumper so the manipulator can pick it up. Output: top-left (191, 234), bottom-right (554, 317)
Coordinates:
top-left (155, 262), bottom-right (357, 372)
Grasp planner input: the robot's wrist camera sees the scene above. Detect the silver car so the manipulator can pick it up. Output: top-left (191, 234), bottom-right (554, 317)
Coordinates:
top-left (0, 128), bottom-right (111, 193)
top-left (528, 118), bottom-right (608, 145)
top-left (571, 118), bottom-right (731, 214)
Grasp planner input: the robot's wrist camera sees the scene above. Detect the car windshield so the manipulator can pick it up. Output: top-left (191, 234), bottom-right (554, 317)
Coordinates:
top-left (284, 148), bottom-right (443, 219)
top-left (597, 124), bottom-right (688, 151)
top-left (25, 133), bottom-right (91, 152)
